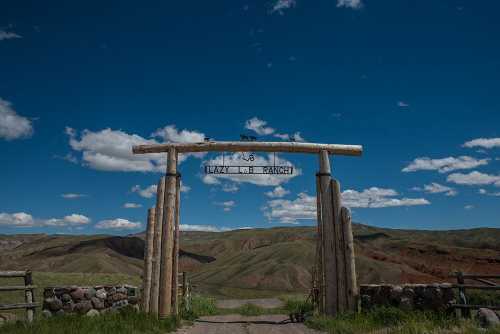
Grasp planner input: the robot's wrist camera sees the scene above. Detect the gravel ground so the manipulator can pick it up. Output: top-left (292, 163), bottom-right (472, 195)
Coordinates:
top-left (175, 314), bottom-right (325, 334)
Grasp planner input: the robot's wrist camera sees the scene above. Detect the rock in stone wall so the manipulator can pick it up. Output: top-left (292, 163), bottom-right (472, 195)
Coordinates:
top-left (360, 284), bottom-right (456, 312)
top-left (42, 285), bottom-right (139, 317)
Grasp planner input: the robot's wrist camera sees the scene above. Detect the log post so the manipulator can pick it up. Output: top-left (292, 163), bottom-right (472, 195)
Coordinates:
top-left (318, 150), bottom-right (338, 316)
top-left (331, 179), bottom-right (347, 312)
top-left (159, 147), bottom-right (177, 318)
top-left (341, 207), bottom-right (358, 312)
top-left (24, 270), bottom-right (34, 323)
top-left (142, 207), bottom-right (156, 312)
top-left (315, 174), bottom-right (325, 314)
top-left (171, 160), bottom-right (181, 315)
top-left (149, 177), bottom-right (166, 315)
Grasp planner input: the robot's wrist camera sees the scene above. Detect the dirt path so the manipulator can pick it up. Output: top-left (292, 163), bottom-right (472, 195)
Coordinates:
top-left (215, 298), bottom-right (285, 309)
top-left (174, 314), bottom-right (325, 334)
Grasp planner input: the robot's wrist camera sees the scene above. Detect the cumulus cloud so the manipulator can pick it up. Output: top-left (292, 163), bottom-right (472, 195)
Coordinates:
top-left (215, 200), bottom-right (236, 212)
top-left (265, 186), bottom-right (290, 198)
top-left (66, 125), bottom-right (206, 172)
top-left (221, 183), bottom-right (239, 193)
top-left (95, 218), bottom-right (141, 230)
top-left (478, 189), bottom-right (500, 197)
top-left (464, 205), bottom-right (474, 210)
top-left (463, 138), bottom-right (500, 149)
top-left (201, 153), bottom-right (300, 186)
top-left (447, 171), bottom-right (500, 187)
top-left (269, 0), bottom-right (296, 14)
top-left (123, 202), bottom-right (142, 209)
top-left (245, 117), bottom-right (275, 135)
top-left (0, 212), bottom-right (90, 228)
top-left (61, 193), bottom-right (86, 199)
top-left (337, 0), bottom-right (363, 9)
top-left (263, 187), bottom-right (429, 224)
top-left (0, 30), bottom-right (21, 41)
top-left (0, 98), bottom-right (33, 140)
top-left (413, 183), bottom-right (457, 197)
top-left (180, 224), bottom-right (231, 232)
top-left (131, 184), bottom-right (158, 198)
top-left (397, 101), bottom-right (409, 108)
top-left (402, 156), bottom-right (489, 173)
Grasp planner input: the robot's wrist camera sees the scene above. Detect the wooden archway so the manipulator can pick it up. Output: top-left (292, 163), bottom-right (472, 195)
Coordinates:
top-left (132, 141), bottom-right (363, 318)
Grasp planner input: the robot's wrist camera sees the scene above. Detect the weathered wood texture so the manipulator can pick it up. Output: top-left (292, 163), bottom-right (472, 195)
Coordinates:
top-left (142, 207), bottom-right (156, 312)
top-left (318, 150), bottom-right (338, 316)
top-left (0, 270), bottom-right (36, 322)
top-left (149, 177), bottom-right (166, 315)
top-left (171, 170), bottom-right (181, 315)
top-left (341, 207), bottom-right (358, 312)
top-left (159, 147), bottom-right (177, 319)
top-left (331, 179), bottom-right (347, 312)
top-left (0, 271), bottom-right (28, 278)
top-left (133, 141), bottom-right (363, 156)
top-left (315, 174), bottom-right (325, 314)
top-left (24, 271), bottom-right (34, 322)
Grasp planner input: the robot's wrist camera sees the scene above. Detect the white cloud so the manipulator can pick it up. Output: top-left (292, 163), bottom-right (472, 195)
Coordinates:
top-left (478, 188), bottom-right (500, 197)
top-left (201, 153), bottom-right (300, 186)
top-left (245, 117), bottom-right (275, 135)
top-left (95, 218), bottom-right (141, 230)
top-left (222, 183), bottom-right (239, 193)
top-left (180, 224), bottom-right (231, 232)
top-left (342, 188), bottom-right (430, 209)
top-left (464, 205), bottom-right (474, 210)
top-left (0, 212), bottom-right (90, 228)
top-left (463, 138), bottom-right (500, 149)
top-left (265, 186), bottom-right (290, 198)
top-left (215, 200), bottom-right (236, 212)
top-left (66, 125), bottom-right (206, 172)
top-left (131, 184), bottom-right (158, 198)
top-left (0, 30), bottom-right (21, 41)
top-left (123, 202), bottom-right (142, 209)
top-left (402, 156), bottom-right (490, 173)
top-left (414, 183), bottom-right (458, 197)
top-left (61, 193), bottom-right (86, 199)
top-left (180, 182), bottom-right (191, 193)
top-left (398, 101), bottom-right (409, 108)
top-left (263, 187), bottom-right (429, 224)
top-left (447, 171), bottom-right (500, 187)
top-left (0, 98), bottom-right (33, 140)
top-left (291, 132), bottom-right (305, 142)
top-left (269, 0), bottom-right (296, 14)
top-left (336, 0), bottom-right (363, 9)
top-left (274, 133), bottom-right (290, 140)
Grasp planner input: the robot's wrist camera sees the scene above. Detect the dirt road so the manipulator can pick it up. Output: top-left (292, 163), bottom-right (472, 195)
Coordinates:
top-left (174, 314), bottom-right (325, 334)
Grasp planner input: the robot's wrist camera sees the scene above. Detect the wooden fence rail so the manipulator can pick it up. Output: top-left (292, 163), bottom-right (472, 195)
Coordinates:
top-left (448, 271), bottom-right (500, 318)
top-left (0, 270), bottom-right (39, 322)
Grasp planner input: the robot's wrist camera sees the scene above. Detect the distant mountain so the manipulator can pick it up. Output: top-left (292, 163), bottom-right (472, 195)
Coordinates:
top-left (1, 225), bottom-right (500, 298)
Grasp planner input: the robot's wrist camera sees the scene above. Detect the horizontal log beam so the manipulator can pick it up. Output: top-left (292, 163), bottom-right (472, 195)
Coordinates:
top-left (133, 141), bottom-right (363, 156)
top-left (449, 274), bottom-right (500, 279)
top-left (0, 302), bottom-right (40, 311)
top-left (451, 285), bottom-right (500, 290)
top-left (0, 285), bottom-right (36, 292)
top-left (0, 271), bottom-right (28, 278)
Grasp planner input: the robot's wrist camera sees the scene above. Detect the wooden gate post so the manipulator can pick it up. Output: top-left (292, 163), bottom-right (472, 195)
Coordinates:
top-left (142, 207), bottom-right (156, 312)
top-left (159, 147), bottom-right (177, 319)
top-left (341, 207), bottom-right (358, 312)
top-left (24, 270), bottom-right (34, 322)
top-left (318, 150), bottom-right (338, 316)
top-left (171, 170), bottom-right (181, 315)
top-left (150, 177), bottom-right (166, 315)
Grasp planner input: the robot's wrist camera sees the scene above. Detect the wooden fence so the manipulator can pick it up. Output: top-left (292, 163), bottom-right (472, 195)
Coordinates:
top-left (449, 272), bottom-right (500, 317)
top-left (0, 270), bottom-right (39, 323)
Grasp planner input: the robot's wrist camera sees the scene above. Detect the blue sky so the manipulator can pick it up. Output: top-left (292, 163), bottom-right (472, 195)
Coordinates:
top-left (1, 0), bottom-right (499, 235)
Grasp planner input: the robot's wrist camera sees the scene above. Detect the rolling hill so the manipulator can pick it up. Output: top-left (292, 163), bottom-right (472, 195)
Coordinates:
top-left (1, 225), bottom-right (500, 298)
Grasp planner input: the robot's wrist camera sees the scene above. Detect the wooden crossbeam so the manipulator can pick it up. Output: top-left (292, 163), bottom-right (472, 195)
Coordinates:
top-left (0, 302), bottom-right (39, 311)
top-left (0, 285), bottom-right (36, 292)
top-left (133, 141), bottom-right (363, 156)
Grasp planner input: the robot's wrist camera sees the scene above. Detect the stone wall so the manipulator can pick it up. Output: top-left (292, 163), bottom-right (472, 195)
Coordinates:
top-left (360, 284), bottom-right (456, 312)
top-left (42, 285), bottom-right (139, 317)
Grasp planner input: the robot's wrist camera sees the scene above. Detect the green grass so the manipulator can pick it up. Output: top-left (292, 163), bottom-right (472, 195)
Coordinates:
top-left (306, 307), bottom-right (500, 334)
top-left (1, 308), bottom-right (179, 334)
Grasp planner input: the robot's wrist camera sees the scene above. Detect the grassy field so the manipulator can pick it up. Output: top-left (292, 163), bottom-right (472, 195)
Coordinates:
top-left (1, 308), bottom-right (178, 334)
